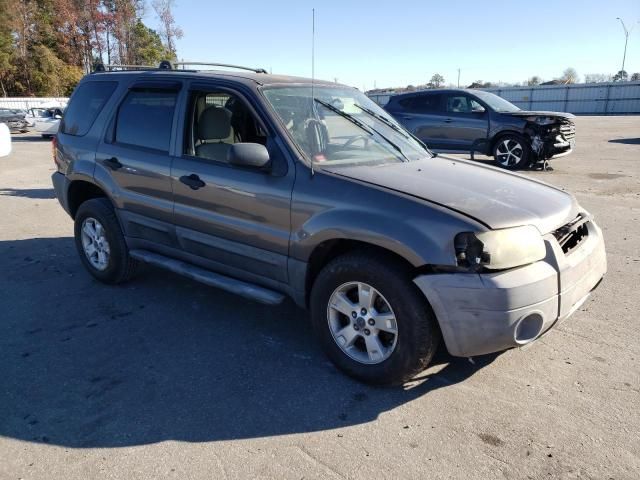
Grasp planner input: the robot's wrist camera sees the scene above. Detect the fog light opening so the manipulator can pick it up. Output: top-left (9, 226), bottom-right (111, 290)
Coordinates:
top-left (515, 313), bottom-right (544, 344)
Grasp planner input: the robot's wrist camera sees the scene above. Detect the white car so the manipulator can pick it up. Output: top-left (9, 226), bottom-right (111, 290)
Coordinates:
top-left (34, 107), bottom-right (64, 138)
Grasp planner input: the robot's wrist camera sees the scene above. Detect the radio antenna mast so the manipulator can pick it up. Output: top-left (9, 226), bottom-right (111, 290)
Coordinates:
top-left (310, 7), bottom-right (317, 176)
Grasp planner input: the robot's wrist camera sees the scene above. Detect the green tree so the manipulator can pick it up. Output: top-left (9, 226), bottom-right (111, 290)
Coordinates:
top-left (130, 20), bottom-right (172, 65)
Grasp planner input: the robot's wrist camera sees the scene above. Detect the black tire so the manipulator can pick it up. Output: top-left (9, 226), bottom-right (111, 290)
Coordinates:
top-left (74, 198), bottom-right (139, 284)
top-left (492, 133), bottom-right (531, 170)
top-left (41, 134), bottom-right (51, 139)
top-left (310, 252), bottom-right (440, 385)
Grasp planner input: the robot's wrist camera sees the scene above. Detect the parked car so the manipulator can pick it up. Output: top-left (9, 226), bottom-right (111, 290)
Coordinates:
top-left (25, 102), bottom-right (67, 129)
top-left (51, 62), bottom-right (606, 385)
top-left (0, 122), bottom-right (11, 156)
top-left (34, 107), bottom-right (64, 138)
top-left (384, 89), bottom-right (576, 170)
top-left (0, 108), bottom-right (29, 133)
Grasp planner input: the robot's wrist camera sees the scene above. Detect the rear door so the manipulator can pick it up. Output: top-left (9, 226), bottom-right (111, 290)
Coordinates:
top-left (386, 93), bottom-right (445, 148)
top-left (170, 82), bottom-right (295, 283)
top-left (94, 80), bottom-right (183, 248)
top-left (435, 93), bottom-right (489, 150)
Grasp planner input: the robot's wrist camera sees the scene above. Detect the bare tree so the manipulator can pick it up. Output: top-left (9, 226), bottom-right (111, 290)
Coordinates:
top-left (561, 67), bottom-right (579, 84)
top-left (613, 70), bottom-right (628, 82)
top-left (152, 0), bottom-right (182, 58)
top-left (526, 76), bottom-right (541, 86)
top-left (429, 73), bottom-right (444, 88)
top-left (584, 73), bottom-right (611, 83)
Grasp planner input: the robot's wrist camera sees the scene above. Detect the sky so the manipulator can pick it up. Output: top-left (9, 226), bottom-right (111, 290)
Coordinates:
top-left (150, 0), bottom-right (640, 90)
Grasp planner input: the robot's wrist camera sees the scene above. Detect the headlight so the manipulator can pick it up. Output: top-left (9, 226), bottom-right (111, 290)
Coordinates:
top-left (527, 116), bottom-right (556, 126)
top-left (454, 225), bottom-right (546, 271)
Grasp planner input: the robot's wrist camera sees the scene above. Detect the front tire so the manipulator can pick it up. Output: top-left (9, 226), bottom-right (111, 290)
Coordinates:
top-left (74, 198), bottom-right (139, 284)
top-left (310, 252), bottom-right (439, 385)
top-left (492, 134), bottom-right (531, 170)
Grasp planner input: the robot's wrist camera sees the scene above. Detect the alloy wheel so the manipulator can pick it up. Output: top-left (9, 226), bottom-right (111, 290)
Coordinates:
top-left (496, 138), bottom-right (524, 167)
top-left (80, 217), bottom-right (110, 271)
top-left (327, 282), bottom-right (398, 364)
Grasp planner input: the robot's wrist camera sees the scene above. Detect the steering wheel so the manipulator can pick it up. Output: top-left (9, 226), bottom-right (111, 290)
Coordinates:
top-left (343, 135), bottom-right (369, 148)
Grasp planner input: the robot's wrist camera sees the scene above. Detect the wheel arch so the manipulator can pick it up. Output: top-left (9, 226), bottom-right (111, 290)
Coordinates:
top-left (67, 180), bottom-right (112, 219)
top-left (489, 129), bottom-right (528, 155)
top-left (303, 238), bottom-right (433, 309)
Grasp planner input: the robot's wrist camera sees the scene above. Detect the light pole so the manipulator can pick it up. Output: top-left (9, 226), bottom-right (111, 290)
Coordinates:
top-left (616, 18), bottom-right (637, 79)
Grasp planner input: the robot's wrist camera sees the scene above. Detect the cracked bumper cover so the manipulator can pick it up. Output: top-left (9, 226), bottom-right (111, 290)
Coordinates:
top-left (414, 220), bottom-right (606, 357)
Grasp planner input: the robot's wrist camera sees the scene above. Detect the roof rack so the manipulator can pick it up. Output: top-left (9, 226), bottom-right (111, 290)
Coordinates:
top-left (173, 62), bottom-right (267, 74)
top-left (92, 60), bottom-right (267, 74)
top-left (93, 61), bottom-right (173, 72)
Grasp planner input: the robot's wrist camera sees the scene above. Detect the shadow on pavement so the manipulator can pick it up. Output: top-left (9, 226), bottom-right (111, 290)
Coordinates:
top-left (0, 236), bottom-right (499, 448)
top-left (608, 138), bottom-right (640, 145)
top-left (10, 134), bottom-right (52, 142)
top-left (0, 188), bottom-right (55, 199)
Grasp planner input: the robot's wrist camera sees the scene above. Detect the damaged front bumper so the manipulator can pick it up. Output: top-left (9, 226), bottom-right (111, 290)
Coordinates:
top-left (413, 217), bottom-right (606, 357)
top-left (528, 118), bottom-right (576, 160)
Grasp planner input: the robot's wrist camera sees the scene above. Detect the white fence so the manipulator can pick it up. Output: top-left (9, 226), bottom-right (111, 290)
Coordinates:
top-left (368, 81), bottom-right (640, 114)
top-left (0, 97), bottom-right (69, 110)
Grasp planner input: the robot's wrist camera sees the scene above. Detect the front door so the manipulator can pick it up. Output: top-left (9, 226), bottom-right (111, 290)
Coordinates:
top-left (170, 84), bottom-right (294, 283)
top-left (436, 93), bottom-right (489, 150)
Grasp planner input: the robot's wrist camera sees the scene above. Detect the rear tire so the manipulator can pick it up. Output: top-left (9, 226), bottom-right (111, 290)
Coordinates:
top-left (492, 134), bottom-right (531, 170)
top-left (74, 198), bottom-right (139, 284)
top-left (310, 252), bottom-right (439, 385)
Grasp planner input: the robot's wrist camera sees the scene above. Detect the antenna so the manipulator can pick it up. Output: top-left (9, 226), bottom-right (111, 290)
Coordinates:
top-left (311, 8), bottom-right (316, 97)
top-left (310, 7), bottom-right (316, 176)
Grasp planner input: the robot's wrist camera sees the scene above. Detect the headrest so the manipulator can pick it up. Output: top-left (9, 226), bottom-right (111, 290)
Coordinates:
top-left (198, 107), bottom-right (232, 140)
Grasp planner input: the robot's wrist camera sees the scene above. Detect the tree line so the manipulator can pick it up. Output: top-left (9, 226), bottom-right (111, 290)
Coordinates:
top-left (0, 0), bottom-right (182, 97)
top-left (369, 67), bottom-right (640, 95)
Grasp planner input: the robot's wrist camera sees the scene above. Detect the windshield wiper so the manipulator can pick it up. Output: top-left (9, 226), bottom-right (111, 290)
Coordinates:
top-left (354, 103), bottom-right (435, 157)
top-left (353, 103), bottom-right (410, 138)
top-left (314, 98), bottom-right (410, 162)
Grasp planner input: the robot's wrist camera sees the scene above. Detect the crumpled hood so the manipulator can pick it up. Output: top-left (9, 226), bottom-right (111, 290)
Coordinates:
top-left (505, 110), bottom-right (576, 121)
top-left (328, 156), bottom-right (578, 234)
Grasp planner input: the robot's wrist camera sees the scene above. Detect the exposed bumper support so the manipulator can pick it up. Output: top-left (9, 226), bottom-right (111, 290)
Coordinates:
top-left (414, 220), bottom-right (607, 357)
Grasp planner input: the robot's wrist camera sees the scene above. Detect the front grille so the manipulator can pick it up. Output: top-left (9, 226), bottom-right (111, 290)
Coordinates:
top-left (553, 214), bottom-right (589, 255)
top-left (560, 121), bottom-right (576, 141)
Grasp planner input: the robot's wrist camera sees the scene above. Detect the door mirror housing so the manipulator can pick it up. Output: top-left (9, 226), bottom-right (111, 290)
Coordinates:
top-left (228, 143), bottom-right (270, 169)
top-left (472, 106), bottom-right (486, 113)
top-left (54, 114), bottom-right (63, 119)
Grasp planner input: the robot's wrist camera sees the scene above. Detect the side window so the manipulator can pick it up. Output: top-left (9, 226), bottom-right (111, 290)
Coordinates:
top-left (60, 81), bottom-right (118, 136)
top-left (115, 89), bottom-right (178, 152)
top-left (446, 95), bottom-right (484, 114)
top-left (184, 90), bottom-right (267, 163)
top-left (399, 94), bottom-right (441, 113)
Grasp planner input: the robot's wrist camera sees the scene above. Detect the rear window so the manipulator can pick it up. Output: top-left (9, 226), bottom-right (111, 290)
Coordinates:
top-left (398, 94), bottom-right (441, 113)
top-left (115, 90), bottom-right (177, 152)
top-left (61, 81), bottom-right (117, 136)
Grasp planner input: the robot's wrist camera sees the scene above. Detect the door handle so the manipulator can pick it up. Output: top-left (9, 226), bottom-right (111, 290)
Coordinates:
top-left (443, 118), bottom-right (453, 123)
top-left (179, 174), bottom-right (206, 190)
top-left (102, 157), bottom-right (122, 170)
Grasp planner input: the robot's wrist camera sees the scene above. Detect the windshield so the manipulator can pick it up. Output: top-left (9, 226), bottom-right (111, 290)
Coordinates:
top-left (472, 90), bottom-right (521, 113)
top-left (262, 86), bottom-right (432, 167)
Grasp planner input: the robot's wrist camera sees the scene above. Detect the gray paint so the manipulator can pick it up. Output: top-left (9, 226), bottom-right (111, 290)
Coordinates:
top-left (52, 68), bottom-right (607, 359)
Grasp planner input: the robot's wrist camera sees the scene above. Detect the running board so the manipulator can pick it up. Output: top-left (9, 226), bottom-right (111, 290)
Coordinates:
top-left (129, 250), bottom-right (286, 305)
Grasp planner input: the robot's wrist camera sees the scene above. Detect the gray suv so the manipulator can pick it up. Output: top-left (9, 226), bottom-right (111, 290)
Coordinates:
top-left (52, 62), bottom-right (606, 385)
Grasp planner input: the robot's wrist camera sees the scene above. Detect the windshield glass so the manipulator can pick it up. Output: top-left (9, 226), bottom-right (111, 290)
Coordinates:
top-left (472, 90), bottom-right (520, 112)
top-left (262, 86), bottom-right (432, 167)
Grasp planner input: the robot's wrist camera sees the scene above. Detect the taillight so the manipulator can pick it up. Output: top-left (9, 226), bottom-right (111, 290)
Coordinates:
top-left (51, 135), bottom-right (57, 166)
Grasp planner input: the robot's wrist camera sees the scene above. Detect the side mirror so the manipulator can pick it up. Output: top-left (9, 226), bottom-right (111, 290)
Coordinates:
top-left (54, 114), bottom-right (62, 119)
top-left (472, 106), bottom-right (486, 113)
top-left (0, 123), bottom-right (11, 157)
top-left (228, 143), bottom-right (270, 169)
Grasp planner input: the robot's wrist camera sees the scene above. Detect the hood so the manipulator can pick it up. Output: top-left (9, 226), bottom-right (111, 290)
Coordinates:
top-left (328, 156), bottom-right (578, 234)
top-left (505, 110), bottom-right (575, 120)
